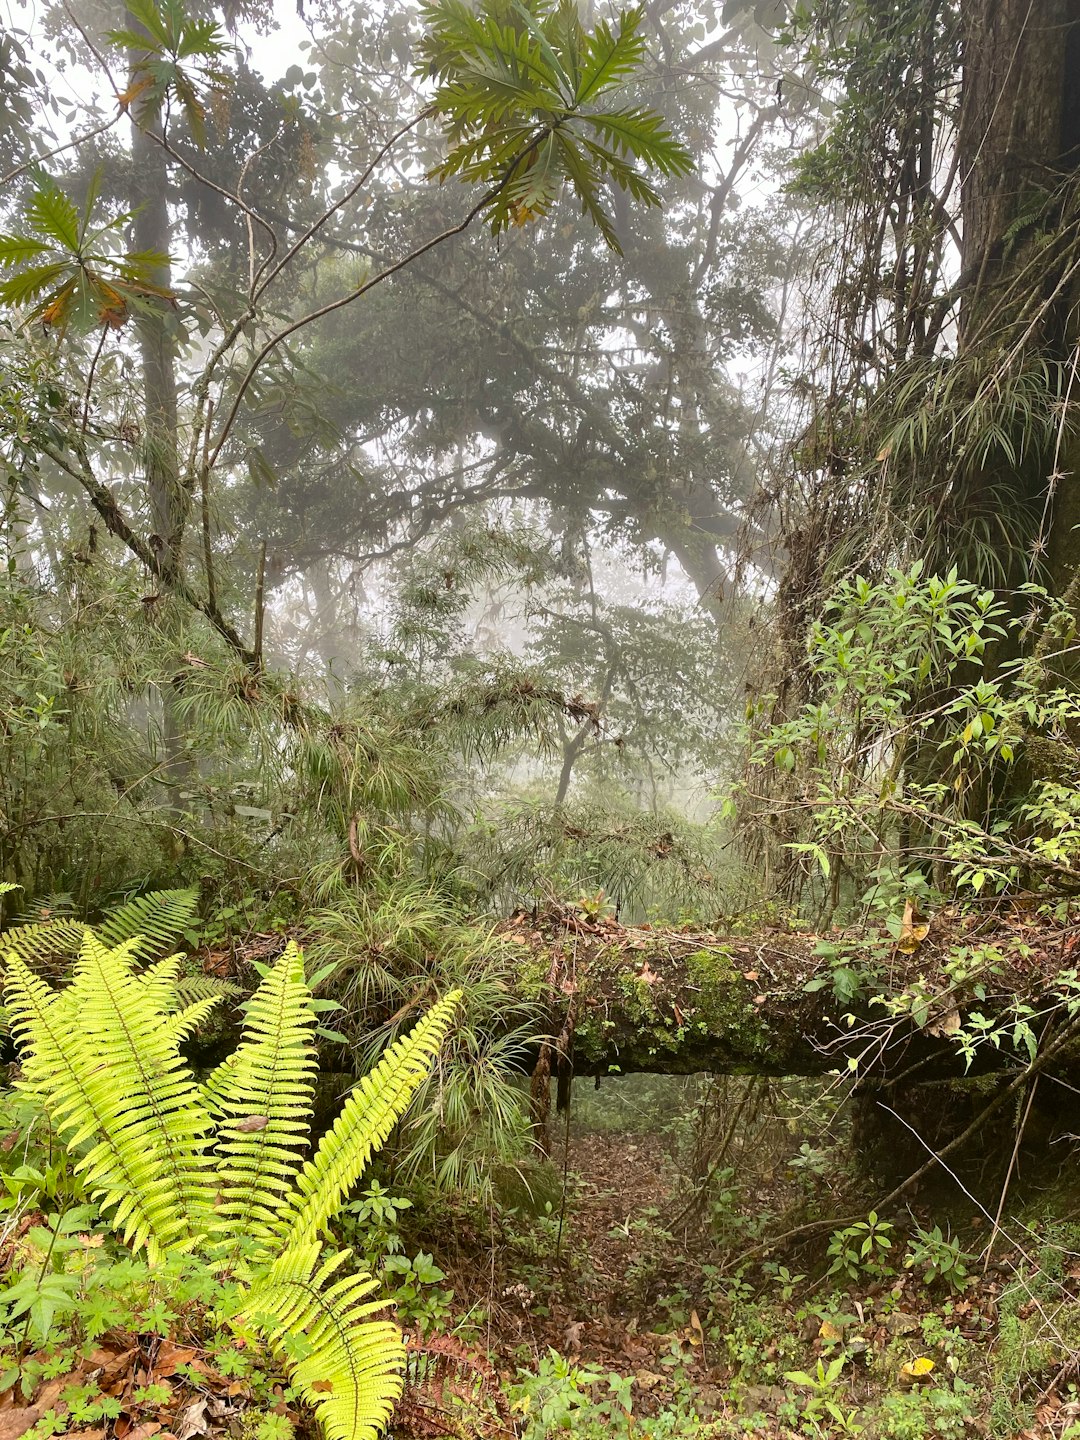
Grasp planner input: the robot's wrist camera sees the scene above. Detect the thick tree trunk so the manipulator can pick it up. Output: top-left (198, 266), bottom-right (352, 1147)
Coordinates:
top-left (958, 0), bottom-right (1080, 596)
top-left (959, 0), bottom-right (1077, 343)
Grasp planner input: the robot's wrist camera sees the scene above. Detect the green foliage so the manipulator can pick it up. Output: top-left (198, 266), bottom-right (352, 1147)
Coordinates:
top-left (107, 0), bottom-right (229, 146)
top-left (418, 0), bottom-right (694, 251)
top-left (0, 172), bottom-right (173, 331)
top-left (307, 887), bottom-right (538, 1202)
top-left (826, 1213), bottom-right (894, 1284)
top-left (902, 1226), bottom-right (971, 1293)
top-left (742, 564), bottom-right (1080, 914)
top-left (92, 887), bottom-right (199, 955)
top-left (872, 1384), bottom-right (974, 1440)
top-left (782, 1355), bottom-right (860, 1433)
top-left (4, 909), bottom-right (460, 1440)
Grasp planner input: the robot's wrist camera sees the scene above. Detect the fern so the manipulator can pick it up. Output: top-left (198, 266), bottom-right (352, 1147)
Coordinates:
top-left (6, 943), bottom-right (209, 1260)
top-left (0, 918), bottom-right (89, 970)
top-left (206, 941), bottom-right (317, 1250)
top-left (240, 1244), bottom-right (404, 1440)
top-left (171, 974), bottom-right (243, 1009)
top-left (279, 993), bottom-right (460, 1250)
top-left (4, 905), bottom-right (461, 1440)
top-left (94, 887), bottom-right (199, 958)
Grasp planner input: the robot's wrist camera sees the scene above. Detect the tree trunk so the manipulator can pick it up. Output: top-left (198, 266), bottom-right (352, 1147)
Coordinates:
top-left (128, 46), bottom-right (192, 795)
top-left (958, 0), bottom-right (1080, 597)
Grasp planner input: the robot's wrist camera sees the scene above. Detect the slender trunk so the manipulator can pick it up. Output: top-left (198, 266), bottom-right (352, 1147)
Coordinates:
top-left (555, 723), bottom-right (589, 805)
top-left (128, 49), bottom-right (192, 795)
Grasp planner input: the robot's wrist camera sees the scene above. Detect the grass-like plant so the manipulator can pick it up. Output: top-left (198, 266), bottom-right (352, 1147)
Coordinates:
top-left (4, 912), bottom-right (460, 1440)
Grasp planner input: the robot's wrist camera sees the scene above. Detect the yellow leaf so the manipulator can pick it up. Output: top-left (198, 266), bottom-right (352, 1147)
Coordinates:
top-left (900, 1356), bottom-right (935, 1385)
top-left (819, 1320), bottom-right (842, 1340)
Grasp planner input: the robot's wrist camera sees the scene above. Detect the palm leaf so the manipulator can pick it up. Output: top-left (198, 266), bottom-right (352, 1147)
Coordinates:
top-left (575, 6), bottom-right (645, 103)
top-left (25, 178), bottom-right (80, 251)
top-left (0, 264), bottom-right (69, 307)
top-left (580, 107), bottom-right (694, 174)
top-left (0, 235), bottom-right (49, 267)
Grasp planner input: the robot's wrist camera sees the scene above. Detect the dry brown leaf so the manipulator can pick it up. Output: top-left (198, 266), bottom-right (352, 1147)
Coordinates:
top-left (0, 1375), bottom-right (73, 1440)
top-left (125, 1423), bottom-right (162, 1440)
top-left (153, 1342), bottom-right (198, 1376)
top-left (174, 1397), bottom-right (209, 1440)
top-left (897, 898), bottom-right (930, 954)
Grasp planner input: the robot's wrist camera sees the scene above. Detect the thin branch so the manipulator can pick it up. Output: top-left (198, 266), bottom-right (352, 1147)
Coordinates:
top-left (253, 106), bottom-right (434, 304)
top-left (41, 440), bottom-right (254, 663)
top-left (207, 149), bottom-right (536, 468)
top-left (1, 111), bottom-right (124, 187)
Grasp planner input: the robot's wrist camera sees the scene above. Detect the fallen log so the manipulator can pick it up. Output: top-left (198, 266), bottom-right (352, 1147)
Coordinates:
top-left (500, 913), bottom-right (1080, 1084)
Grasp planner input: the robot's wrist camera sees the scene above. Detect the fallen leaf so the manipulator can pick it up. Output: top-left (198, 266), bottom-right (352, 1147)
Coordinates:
top-left (0, 1375), bottom-right (73, 1440)
top-left (927, 1007), bottom-right (961, 1038)
top-left (125, 1424), bottom-right (162, 1440)
top-left (153, 1343), bottom-right (198, 1376)
top-left (742, 971), bottom-right (759, 982)
top-left (899, 1357), bottom-right (935, 1387)
top-left (174, 1398), bottom-right (209, 1440)
top-left (897, 898), bottom-right (930, 954)
top-left (97, 1348), bottom-right (137, 1388)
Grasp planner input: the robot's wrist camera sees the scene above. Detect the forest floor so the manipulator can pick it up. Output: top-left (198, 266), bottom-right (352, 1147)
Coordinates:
top-left (420, 1082), bottom-right (1080, 1440)
top-left (4, 1071), bottom-right (1080, 1440)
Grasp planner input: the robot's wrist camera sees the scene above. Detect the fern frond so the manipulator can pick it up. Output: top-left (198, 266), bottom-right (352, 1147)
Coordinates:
top-left (138, 954), bottom-right (187, 1011)
top-left (5, 945), bottom-right (203, 1261)
top-left (171, 974), bottom-right (242, 1010)
top-left (278, 992), bottom-right (461, 1250)
top-left (164, 995), bottom-right (224, 1046)
top-left (95, 889), bottom-right (199, 960)
top-left (9, 933), bottom-right (217, 1261)
top-left (206, 943), bottom-right (318, 1251)
top-left (0, 919), bottom-right (88, 970)
top-left (239, 1243), bottom-right (403, 1440)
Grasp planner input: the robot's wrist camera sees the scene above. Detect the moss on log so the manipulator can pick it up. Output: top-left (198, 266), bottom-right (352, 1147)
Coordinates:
top-left (503, 916), bottom-right (1080, 1082)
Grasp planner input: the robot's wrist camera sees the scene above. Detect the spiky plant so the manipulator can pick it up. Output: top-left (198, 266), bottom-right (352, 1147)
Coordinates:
top-left (3, 919), bottom-right (460, 1440)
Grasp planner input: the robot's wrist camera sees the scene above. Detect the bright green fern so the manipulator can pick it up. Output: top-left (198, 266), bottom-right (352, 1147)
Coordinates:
top-left (5, 920), bottom-right (460, 1440)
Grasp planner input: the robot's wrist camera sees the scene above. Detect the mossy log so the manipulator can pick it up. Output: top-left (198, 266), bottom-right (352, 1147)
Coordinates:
top-left (504, 917), bottom-right (1080, 1083)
